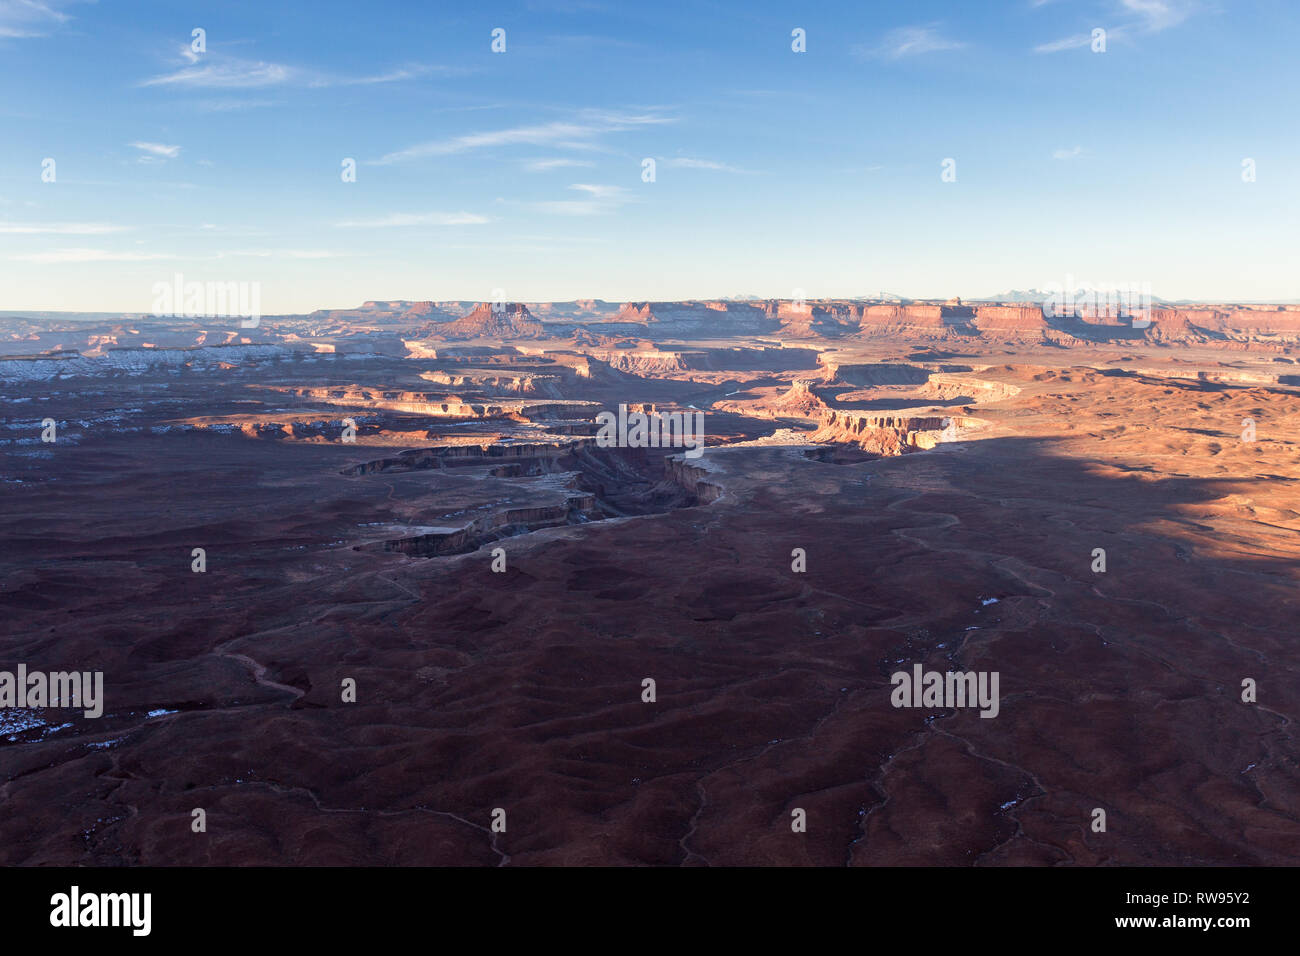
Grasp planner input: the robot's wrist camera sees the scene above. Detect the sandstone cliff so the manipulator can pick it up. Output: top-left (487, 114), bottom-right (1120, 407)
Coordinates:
top-left (811, 409), bottom-right (980, 455)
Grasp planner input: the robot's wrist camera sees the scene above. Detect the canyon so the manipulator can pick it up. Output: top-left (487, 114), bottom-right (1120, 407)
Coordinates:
top-left (1, 297), bottom-right (1297, 867)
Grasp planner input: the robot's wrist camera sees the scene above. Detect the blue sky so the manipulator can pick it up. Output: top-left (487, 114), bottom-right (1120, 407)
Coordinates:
top-left (1, 0), bottom-right (1297, 312)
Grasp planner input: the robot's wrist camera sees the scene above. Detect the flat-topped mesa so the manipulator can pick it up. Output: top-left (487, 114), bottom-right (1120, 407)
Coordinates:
top-left (591, 344), bottom-right (822, 375)
top-left (610, 301), bottom-right (777, 337)
top-left (403, 344), bottom-right (522, 361)
top-left (817, 358), bottom-right (931, 386)
top-left (972, 305), bottom-right (1051, 335)
top-left (377, 496), bottom-right (600, 557)
top-left (853, 304), bottom-right (1052, 340)
top-left (859, 304), bottom-right (946, 333)
top-left (419, 368), bottom-right (567, 397)
top-left (1062, 305), bottom-right (1300, 345)
top-left (398, 301), bottom-right (441, 319)
top-left (1213, 307), bottom-right (1300, 335)
top-left (591, 347), bottom-right (691, 374)
top-left (537, 351), bottom-right (603, 378)
top-left (812, 408), bottom-right (980, 455)
top-left (1063, 305), bottom-right (1300, 347)
top-left (919, 374), bottom-right (1022, 402)
top-left (1131, 366), bottom-right (1289, 386)
top-left (269, 384), bottom-right (600, 421)
top-left (758, 301), bottom-right (859, 338)
top-left (0, 342), bottom-right (294, 382)
top-left (1142, 309), bottom-right (1212, 344)
top-left (341, 439), bottom-right (597, 475)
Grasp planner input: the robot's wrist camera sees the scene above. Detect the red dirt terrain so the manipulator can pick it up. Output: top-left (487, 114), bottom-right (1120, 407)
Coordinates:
top-left (1, 303), bottom-right (1298, 865)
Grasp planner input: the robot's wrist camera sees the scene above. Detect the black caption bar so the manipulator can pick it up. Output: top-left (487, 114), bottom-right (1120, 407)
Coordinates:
top-left (0, 866), bottom-right (1275, 943)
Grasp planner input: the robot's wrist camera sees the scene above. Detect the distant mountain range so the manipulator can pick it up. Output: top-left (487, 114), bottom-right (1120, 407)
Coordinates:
top-left (726, 291), bottom-right (907, 303)
top-left (972, 290), bottom-right (1300, 306)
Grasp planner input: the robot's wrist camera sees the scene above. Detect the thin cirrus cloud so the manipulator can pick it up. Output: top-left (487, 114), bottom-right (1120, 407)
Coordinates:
top-left (533, 183), bottom-right (634, 216)
top-left (345, 65), bottom-right (458, 85)
top-left (0, 0), bottom-right (74, 38)
top-left (373, 110), bottom-right (674, 165)
top-left (334, 212), bottom-right (491, 228)
top-left (141, 46), bottom-right (452, 89)
top-left (855, 25), bottom-right (966, 60)
top-left (130, 141), bottom-right (182, 160)
top-left (1034, 33), bottom-right (1096, 53)
top-left (141, 56), bottom-right (294, 89)
top-left (1034, 0), bottom-right (1195, 53)
top-left (1121, 0), bottom-right (1195, 32)
top-left (664, 157), bottom-right (750, 174)
top-left (524, 158), bottom-right (597, 171)
top-left (0, 221), bottom-right (125, 235)
top-left (1053, 145), bottom-right (1083, 160)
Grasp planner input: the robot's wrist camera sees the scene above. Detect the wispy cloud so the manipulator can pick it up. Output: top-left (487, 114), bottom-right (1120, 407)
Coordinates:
top-left (142, 45), bottom-right (452, 90)
top-left (1035, 0), bottom-right (1196, 53)
top-left (130, 141), bottom-right (182, 161)
top-left (0, 0), bottom-right (75, 39)
top-left (1052, 145), bottom-right (1083, 160)
top-left (0, 221), bottom-right (125, 235)
top-left (347, 65), bottom-right (451, 85)
top-left (373, 110), bottom-right (674, 165)
top-left (1122, 0), bottom-right (1194, 32)
top-left (334, 212), bottom-right (491, 228)
top-left (664, 157), bottom-right (750, 174)
top-left (11, 248), bottom-right (173, 264)
top-left (1034, 33), bottom-right (1094, 53)
top-left (141, 58), bottom-right (295, 89)
top-left (524, 157), bottom-right (596, 171)
top-left (533, 183), bottom-right (634, 216)
top-left (855, 24), bottom-right (966, 61)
